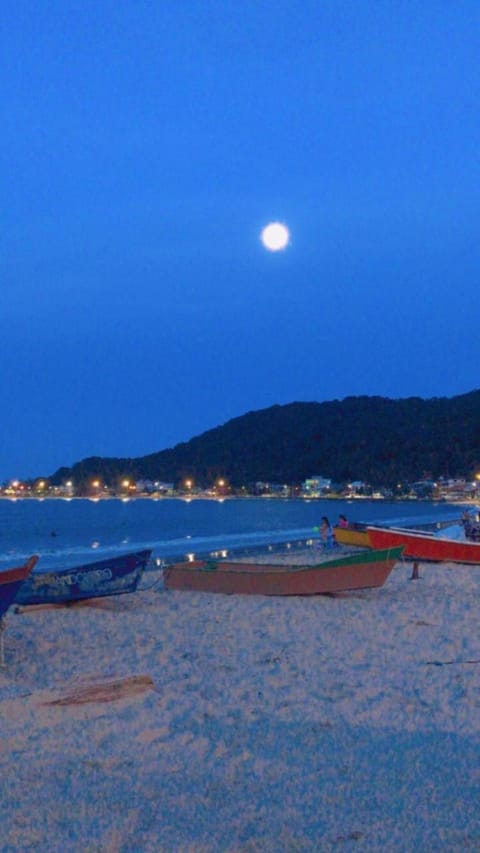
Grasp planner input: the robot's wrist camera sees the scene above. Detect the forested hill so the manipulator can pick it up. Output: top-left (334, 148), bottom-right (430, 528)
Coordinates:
top-left (50, 391), bottom-right (480, 489)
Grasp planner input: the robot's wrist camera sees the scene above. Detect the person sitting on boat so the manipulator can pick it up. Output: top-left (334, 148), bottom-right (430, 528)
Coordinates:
top-left (338, 514), bottom-right (348, 528)
top-left (462, 510), bottom-right (480, 542)
top-left (320, 516), bottom-right (336, 549)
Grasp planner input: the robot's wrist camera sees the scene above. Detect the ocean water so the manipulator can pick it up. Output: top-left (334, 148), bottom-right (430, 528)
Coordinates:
top-left (0, 497), bottom-right (462, 572)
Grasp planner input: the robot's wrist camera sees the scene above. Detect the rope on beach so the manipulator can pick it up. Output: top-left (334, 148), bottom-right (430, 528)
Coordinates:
top-left (137, 561), bottom-right (166, 592)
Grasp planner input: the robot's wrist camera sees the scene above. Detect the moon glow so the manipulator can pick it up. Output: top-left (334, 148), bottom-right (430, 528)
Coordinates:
top-left (260, 222), bottom-right (290, 251)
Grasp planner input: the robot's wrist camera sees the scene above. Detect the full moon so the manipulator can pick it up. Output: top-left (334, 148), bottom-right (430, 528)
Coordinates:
top-left (260, 221), bottom-right (290, 251)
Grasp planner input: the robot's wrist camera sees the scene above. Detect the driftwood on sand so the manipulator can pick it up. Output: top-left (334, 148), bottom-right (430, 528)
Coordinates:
top-left (42, 674), bottom-right (155, 706)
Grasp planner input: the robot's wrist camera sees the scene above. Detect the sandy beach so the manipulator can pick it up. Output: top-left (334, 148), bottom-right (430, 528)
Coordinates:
top-left (1, 551), bottom-right (480, 852)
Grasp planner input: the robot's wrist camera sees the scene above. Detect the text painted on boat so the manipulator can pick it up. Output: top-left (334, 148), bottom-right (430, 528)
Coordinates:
top-left (55, 568), bottom-right (114, 587)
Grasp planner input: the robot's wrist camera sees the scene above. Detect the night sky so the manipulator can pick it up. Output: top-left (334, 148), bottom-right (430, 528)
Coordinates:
top-left (2, 1), bottom-right (479, 480)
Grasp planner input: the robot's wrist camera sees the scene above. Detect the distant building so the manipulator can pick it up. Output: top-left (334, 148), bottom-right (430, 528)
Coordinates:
top-left (436, 478), bottom-right (476, 501)
top-left (254, 482), bottom-right (290, 496)
top-left (410, 480), bottom-right (437, 498)
top-left (136, 479), bottom-right (174, 494)
top-left (301, 476), bottom-right (332, 496)
top-left (346, 481), bottom-right (366, 496)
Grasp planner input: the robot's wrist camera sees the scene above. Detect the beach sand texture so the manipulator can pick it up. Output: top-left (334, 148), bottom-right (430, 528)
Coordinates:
top-left (1, 553), bottom-right (480, 851)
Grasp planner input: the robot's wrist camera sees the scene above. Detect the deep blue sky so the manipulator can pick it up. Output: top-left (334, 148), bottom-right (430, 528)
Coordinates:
top-left (2, 1), bottom-right (479, 480)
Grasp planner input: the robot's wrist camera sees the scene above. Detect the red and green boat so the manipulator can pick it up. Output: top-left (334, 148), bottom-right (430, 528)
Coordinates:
top-left (0, 556), bottom-right (39, 619)
top-left (1, 556), bottom-right (39, 665)
top-left (163, 546), bottom-right (403, 596)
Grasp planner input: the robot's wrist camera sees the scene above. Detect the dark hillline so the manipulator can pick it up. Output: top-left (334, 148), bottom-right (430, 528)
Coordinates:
top-left (48, 391), bottom-right (480, 491)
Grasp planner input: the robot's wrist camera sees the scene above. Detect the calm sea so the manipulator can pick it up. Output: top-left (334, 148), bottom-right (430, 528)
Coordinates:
top-left (0, 497), bottom-right (462, 572)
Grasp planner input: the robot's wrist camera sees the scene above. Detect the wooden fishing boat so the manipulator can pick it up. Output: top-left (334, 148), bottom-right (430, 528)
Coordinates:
top-left (0, 556), bottom-right (39, 618)
top-left (333, 523), bottom-right (371, 548)
top-left (15, 549), bottom-right (152, 606)
top-left (367, 525), bottom-right (480, 564)
top-left (163, 546), bottom-right (403, 596)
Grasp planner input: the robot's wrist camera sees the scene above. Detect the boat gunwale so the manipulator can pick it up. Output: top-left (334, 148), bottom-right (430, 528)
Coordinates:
top-left (367, 525), bottom-right (467, 545)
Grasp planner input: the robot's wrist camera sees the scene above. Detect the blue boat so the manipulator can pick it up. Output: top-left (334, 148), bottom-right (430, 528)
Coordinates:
top-left (0, 556), bottom-right (39, 618)
top-left (15, 549), bottom-right (152, 606)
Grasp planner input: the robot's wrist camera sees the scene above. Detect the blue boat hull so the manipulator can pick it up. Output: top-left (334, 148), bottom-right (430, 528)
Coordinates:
top-left (15, 550), bottom-right (152, 605)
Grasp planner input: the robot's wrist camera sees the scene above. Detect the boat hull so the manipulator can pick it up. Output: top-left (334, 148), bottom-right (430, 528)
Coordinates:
top-left (15, 550), bottom-right (152, 605)
top-left (368, 526), bottom-right (480, 564)
top-left (163, 546), bottom-right (403, 596)
top-left (0, 557), bottom-right (39, 618)
top-left (333, 524), bottom-right (370, 548)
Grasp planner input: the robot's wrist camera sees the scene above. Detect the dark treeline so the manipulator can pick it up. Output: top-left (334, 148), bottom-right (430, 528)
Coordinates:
top-left (49, 391), bottom-right (480, 490)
